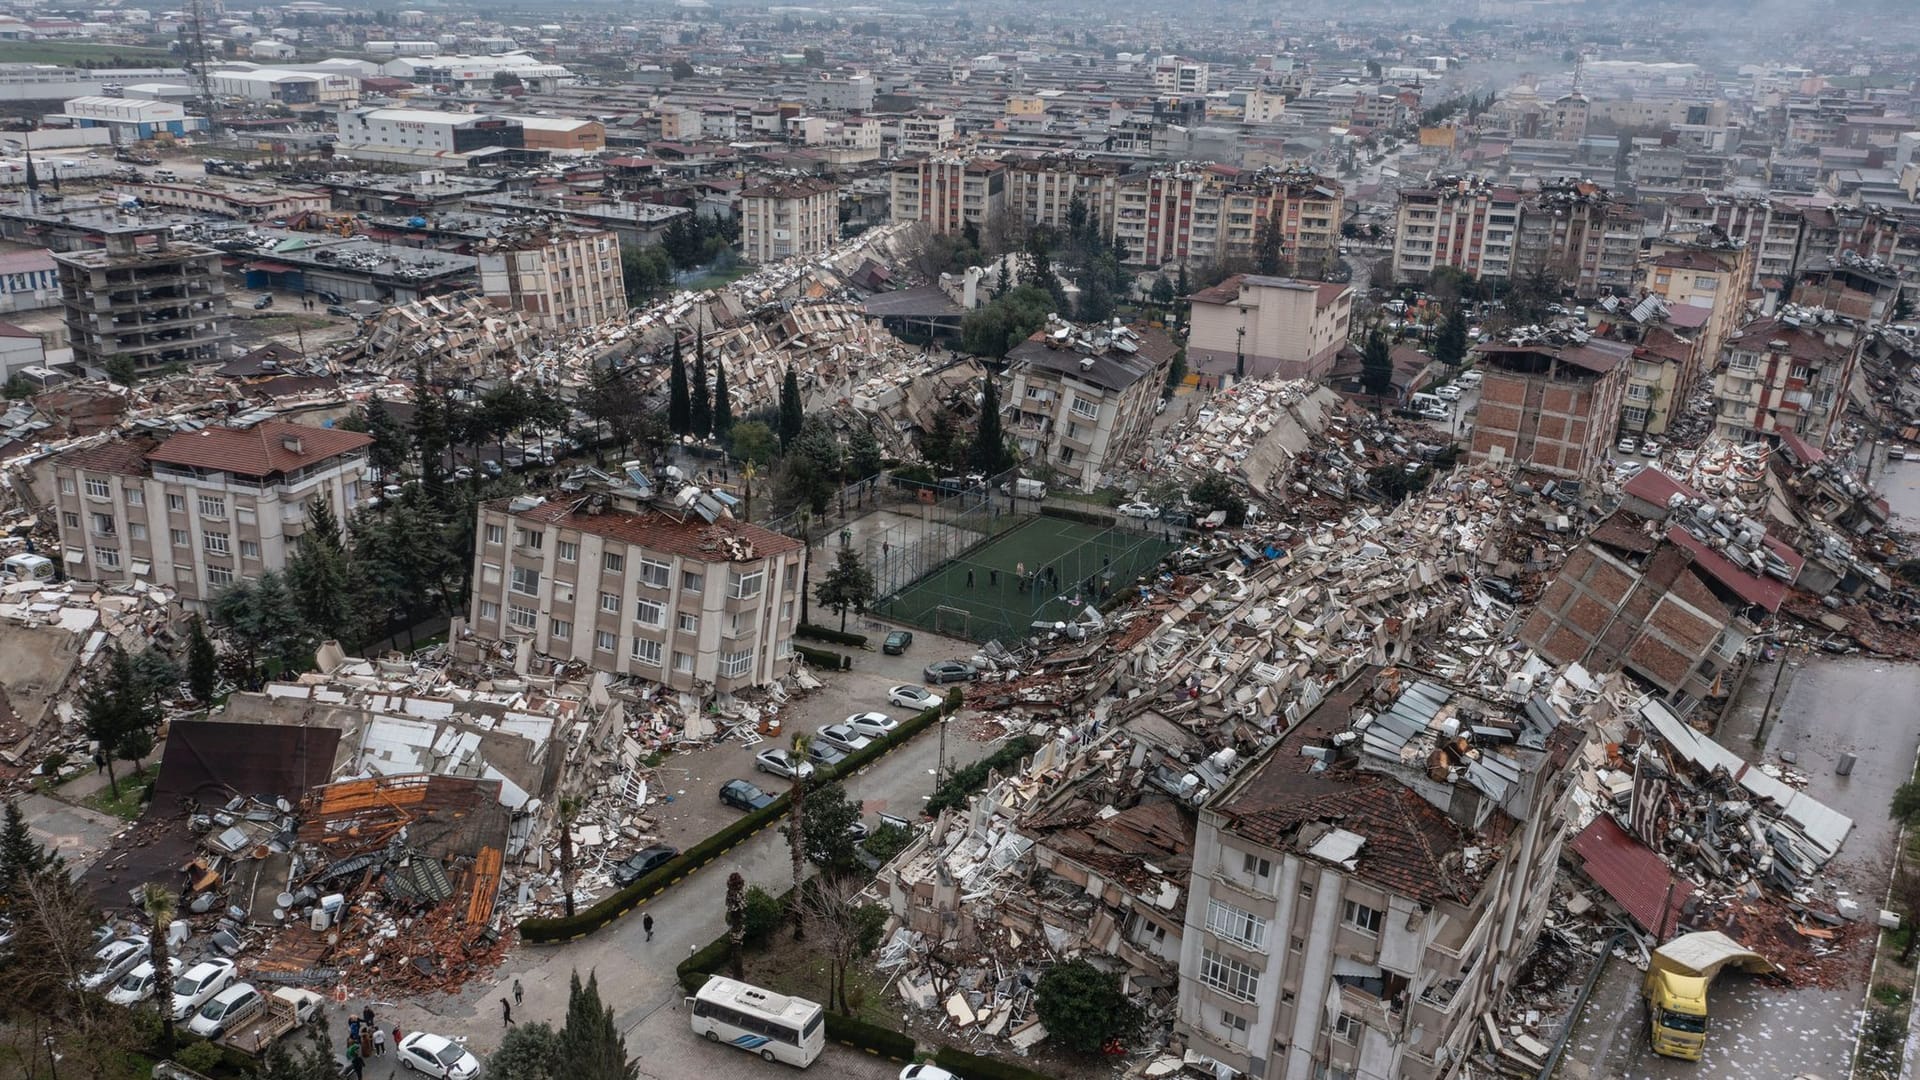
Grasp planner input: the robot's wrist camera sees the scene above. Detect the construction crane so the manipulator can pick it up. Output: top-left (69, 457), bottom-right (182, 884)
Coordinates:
top-left (185, 0), bottom-right (221, 139)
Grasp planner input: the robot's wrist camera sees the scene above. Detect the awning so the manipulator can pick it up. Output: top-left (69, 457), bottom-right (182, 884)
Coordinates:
top-left (246, 261), bottom-right (295, 273)
top-left (63, 549), bottom-right (83, 563)
top-left (1568, 814), bottom-right (1694, 934)
top-left (130, 560), bottom-right (150, 577)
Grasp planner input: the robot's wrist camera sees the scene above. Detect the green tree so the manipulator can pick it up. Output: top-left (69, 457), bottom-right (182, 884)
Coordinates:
top-left (777, 417), bottom-right (841, 514)
top-left (342, 401), bottom-right (409, 482)
top-left (1256, 212), bottom-right (1286, 276)
top-left (741, 884), bottom-right (783, 947)
top-left (211, 569), bottom-right (315, 683)
top-left (969, 376), bottom-right (1013, 474)
top-left (670, 59), bottom-right (694, 79)
top-left (667, 338), bottom-right (691, 437)
top-left (186, 614), bottom-right (216, 703)
top-left (802, 45), bottom-right (825, 67)
top-left (1149, 273), bottom-right (1175, 312)
top-left (619, 244), bottom-right (672, 303)
top-left (80, 648), bottom-right (160, 800)
top-left (1166, 345), bottom-right (1188, 390)
top-left (104, 354), bottom-right (136, 387)
top-left (920, 408), bottom-right (962, 471)
top-left (726, 871), bottom-right (746, 980)
top-left (0, 798), bottom-right (51, 900)
top-left (580, 364), bottom-right (643, 463)
top-left (407, 363), bottom-right (451, 497)
top-left (286, 497), bottom-right (362, 649)
top-left (1077, 277), bottom-right (1114, 324)
top-left (557, 971), bottom-right (637, 1080)
top-left (778, 366), bottom-right (805, 449)
top-left (556, 796), bottom-right (582, 919)
top-left (489, 1021), bottom-right (562, 1080)
top-left (727, 420), bottom-right (778, 466)
top-left (814, 547), bottom-right (874, 633)
top-left (711, 360), bottom-right (733, 438)
top-left (1434, 303), bottom-right (1469, 368)
top-left (1893, 781), bottom-right (1920, 826)
top-left (1361, 325), bottom-right (1394, 404)
top-left (1188, 473), bottom-right (1248, 527)
top-left (1034, 958), bottom-right (1144, 1054)
top-left (690, 338), bottom-right (711, 440)
top-left (796, 781), bottom-right (863, 875)
top-left (847, 424), bottom-right (883, 479)
top-left (959, 285), bottom-right (1054, 358)
top-left (794, 874), bottom-right (888, 1014)
top-left (786, 732), bottom-right (809, 942)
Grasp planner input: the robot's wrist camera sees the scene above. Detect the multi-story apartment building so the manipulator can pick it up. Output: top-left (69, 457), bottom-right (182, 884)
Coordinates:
top-left (1176, 668), bottom-right (1588, 1080)
top-left (1152, 58), bottom-right (1210, 95)
top-left (1393, 177), bottom-right (1639, 297)
top-left (1115, 164), bottom-right (1342, 271)
top-left (466, 493), bottom-right (805, 692)
top-left (1711, 312), bottom-right (1860, 443)
top-left (1660, 194), bottom-right (1804, 287)
top-left (56, 228), bottom-right (231, 377)
top-left (1390, 177), bottom-right (1525, 285)
top-left (1511, 181), bottom-right (1642, 299)
top-left (888, 156), bottom-right (1006, 237)
top-left (738, 178), bottom-right (839, 264)
top-left (475, 225), bottom-right (627, 330)
top-left (42, 420), bottom-right (373, 606)
top-left (1003, 318), bottom-right (1176, 491)
top-left (897, 113), bottom-right (957, 155)
top-left (1640, 231), bottom-right (1755, 371)
top-left (1186, 274), bottom-right (1353, 383)
top-left (1005, 157), bottom-right (1123, 238)
top-left (808, 73), bottom-right (875, 113)
top-left (1469, 337), bottom-right (1633, 478)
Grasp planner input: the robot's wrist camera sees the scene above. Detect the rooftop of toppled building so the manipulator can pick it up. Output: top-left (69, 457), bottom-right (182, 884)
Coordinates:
top-left (490, 495), bottom-right (803, 562)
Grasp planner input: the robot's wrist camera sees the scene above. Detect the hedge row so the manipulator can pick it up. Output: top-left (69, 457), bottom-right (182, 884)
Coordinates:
top-left (523, 689), bottom-right (963, 943)
top-left (932, 1046), bottom-right (1058, 1080)
top-left (825, 1013), bottom-right (916, 1060)
top-left (795, 643), bottom-right (853, 670)
top-left (797, 623), bottom-right (868, 647)
top-left (1039, 504), bottom-right (1115, 528)
top-left (926, 735), bottom-right (1040, 816)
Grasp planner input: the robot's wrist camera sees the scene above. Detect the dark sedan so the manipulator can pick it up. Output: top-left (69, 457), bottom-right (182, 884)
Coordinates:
top-left (720, 779), bottom-right (775, 811)
top-left (609, 844), bottom-right (679, 886)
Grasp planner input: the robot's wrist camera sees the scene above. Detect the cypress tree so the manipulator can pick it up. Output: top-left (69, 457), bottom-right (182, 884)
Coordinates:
top-left (778, 366), bottom-right (804, 449)
top-left (667, 338), bottom-right (691, 436)
top-left (970, 376), bottom-right (1010, 474)
top-left (187, 614), bottom-right (216, 704)
top-left (712, 361), bottom-right (733, 438)
top-left (690, 337), bottom-right (711, 440)
top-left (558, 970), bottom-right (637, 1080)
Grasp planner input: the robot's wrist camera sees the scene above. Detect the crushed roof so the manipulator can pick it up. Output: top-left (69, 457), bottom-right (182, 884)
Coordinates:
top-left (496, 497), bottom-right (803, 562)
top-left (144, 420), bottom-right (373, 477)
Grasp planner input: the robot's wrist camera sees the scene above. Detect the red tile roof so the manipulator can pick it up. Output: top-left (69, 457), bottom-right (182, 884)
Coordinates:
top-left (145, 420), bottom-right (372, 477)
top-left (498, 497), bottom-right (802, 563)
top-left (1664, 526), bottom-right (1793, 612)
top-left (1569, 815), bottom-right (1694, 934)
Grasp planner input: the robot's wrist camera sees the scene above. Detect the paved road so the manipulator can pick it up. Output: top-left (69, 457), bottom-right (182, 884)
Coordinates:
top-left (338, 678), bottom-right (1004, 1079)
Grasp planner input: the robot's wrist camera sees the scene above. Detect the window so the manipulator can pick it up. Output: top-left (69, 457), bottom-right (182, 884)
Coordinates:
top-left (635, 598), bottom-right (663, 626)
top-left (682, 570), bottom-right (704, 593)
top-left (631, 637), bottom-right (662, 666)
top-left (1070, 397), bottom-right (1099, 420)
top-left (558, 540), bottom-right (578, 562)
top-left (1241, 852), bottom-right (1272, 879)
top-left (129, 523), bottom-right (147, 541)
top-left (1198, 949), bottom-right (1259, 1002)
top-left (171, 528), bottom-right (189, 548)
top-left (1220, 1009), bottom-right (1249, 1045)
top-left (197, 495), bottom-right (225, 518)
top-left (1206, 899), bottom-right (1268, 950)
top-left (239, 540), bottom-right (260, 560)
top-left (61, 512), bottom-right (78, 529)
top-left (1622, 405), bottom-right (1649, 426)
top-left (1728, 353), bottom-right (1758, 373)
top-left (207, 565), bottom-right (233, 588)
top-left (639, 557), bottom-right (670, 588)
top-left (595, 629), bottom-right (617, 652)
top-left (781, 600), bottom-right (795, 623)
top-left (674, 651), bottom-right (693, 673)
top-left (485, 524), bottom-right (504, 545)
top-left (91, 513), bottom-right (115, 536)
top-left (729, 569), bottom-right (763, 599)
top-left (1343, 900), bottom-right (1383, 935)
top-left (509, 605), bottom-right (538, 631)
top-left (58, 477), bottom-right (74, 495)
top-left (125, 490), bottom-right (143, 507)
top-left (1334, 1013), bottom-right (1361, 1043)
top-left (551, 618), bottom-right (571, 640)
top-left (511, 566), bottom-right (541, 595)
top-left (237, 508), bottom-right (256, 527)
top-left (1790, 364), bottom-right (1811, 381)
top-left (719, 648), bottom-right (754, 678)
top-left (603, 552), bottom-right (625, 573)
top-left (166, 494), bottom-right (185, 512)
top-left (599, 591), bottom-right (621, 614)
top-left (84, 477), bottom-right (111, 499)
top-left (1625, 382), bottom-right (1651, 402)
top-left (678, 612), bottom-right (698, 633)
top-left (93, 546), bottom-right (120, 570)
top-left (518, 528), bottom-right (545, 550)
top-left (479, 600), bottom-right (500, 621)
top-left (203, 531), bottom-right (229, 556)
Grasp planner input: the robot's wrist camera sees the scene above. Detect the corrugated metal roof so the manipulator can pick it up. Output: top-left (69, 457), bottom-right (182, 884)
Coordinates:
top-left (1569, 815), bottom-right (1695, 934)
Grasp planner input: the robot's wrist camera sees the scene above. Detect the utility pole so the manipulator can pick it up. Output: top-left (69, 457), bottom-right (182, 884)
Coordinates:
top-left (186, 0), bottom-right (221, 140)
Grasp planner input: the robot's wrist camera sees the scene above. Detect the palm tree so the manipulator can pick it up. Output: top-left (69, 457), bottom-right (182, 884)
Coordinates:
top-left (557, 796), bottom-right (583, 918)
top-left (787, 733), bottom-right (809, 942)
top-left (141, 883), bottom-right (178, 1048)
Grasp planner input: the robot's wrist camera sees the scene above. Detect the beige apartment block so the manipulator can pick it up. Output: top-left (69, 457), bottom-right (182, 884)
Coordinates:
top-left (476, 225), bottom-right (628, 329)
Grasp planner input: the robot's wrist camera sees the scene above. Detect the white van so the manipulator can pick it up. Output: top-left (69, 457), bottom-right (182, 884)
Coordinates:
top-left (1409, 392), bottom-right (1446, 413)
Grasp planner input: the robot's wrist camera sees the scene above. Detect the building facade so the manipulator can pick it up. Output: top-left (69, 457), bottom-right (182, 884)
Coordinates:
top-left (1711, 313), bottom-right (1859, 443)
top-left (1115, 164), bottom-right (1342, 271)
top-left (888, 156), bottom-right (1006, 237)
top-left (336, 108), bottom-right (524, 156)
top-left (1390, 178), bottom-right (1525, 285)
top-left (61, 95), bottom-right (206, 142)
top-left (42, 421), bottom-right (373, 606)
top-left (1469, 338), bottom-right (1632, 478)
top-left (1186, 275), bottom-right (1353, 384)
top-left (1003, 319), bottom-right (1176, 491)
top-left (56, 229), bottom-right (231, 376)
top-left (738, 178), bottom-right (839, 264)
top-left (476, 226), bottom-right (627, 329)
top-left (1177, 669), bottom-right (1588, 1080)
top-left (466, 495), bottom-right (805, 692)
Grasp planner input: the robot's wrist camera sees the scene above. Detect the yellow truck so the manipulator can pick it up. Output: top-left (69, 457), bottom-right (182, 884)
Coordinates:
top-left (1642, 931), bottom-right (1774, 1060)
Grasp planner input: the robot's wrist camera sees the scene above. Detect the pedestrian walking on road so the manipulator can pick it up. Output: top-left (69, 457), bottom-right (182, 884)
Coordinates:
top-left (362, 1004), bottom-right (375, 1026)
top-left (392, 1026), bottom-right (403, 1050)
top-left (373, 1026), bottom-right (387, 1056)
top-left (989, 568), bottom-right (998, 587)
top-left (513, 978), bottom-right (523, 1006)
top-left (502, 998), bottom-right (514, 1027)
top-left (345, 1042), bottom-right (363, 1080)
top-left (644, 913), bottom-right (655, 941)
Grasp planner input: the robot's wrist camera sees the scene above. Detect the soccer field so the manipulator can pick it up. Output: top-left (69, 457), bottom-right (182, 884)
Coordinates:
top-left (876, 515), bottom-right (1172, 644)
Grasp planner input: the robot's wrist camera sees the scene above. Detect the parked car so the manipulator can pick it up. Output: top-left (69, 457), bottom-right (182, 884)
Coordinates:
top-left (882, 629), bottom-right (913, 655)
top-left (900, 1066), bottom-right (960, 1080)
top-left (83, 937), bottom-right (149, 991)
top-left (719, 779), bottom-right (774, 812)
top-left (1434, 384), bottom-right (1463, 401)
top-left (815, 724), bottom-right (874, 754)
top-left (754, 747), bottom-right (815, 781)
top-left (888, 685), bottom-right (940, 711)
top-left (1639, 438), bottom-right (1662, 456)
top-left (325, 305), bottom-right (352, 317)
top-left (188, 983), bottom-right (262, 1037)
top-left (107, 957), bottom-right (180, 1006)
top-left (251, 294), bottom-right (273, 310)
top-left (316, 290), bottom-right (344, 306)
top-left (923, 660), bottom-right (977, 684)
top-left (1116, 501), bottom-right (1160, 519)
top-left (609, 844), bottom-right (679, 887)
top-left (396, 1032), bottom-right (482, 1079)
top-left (1615, 435), bottom-right (1638, 455)
top-left (1478, 577), bottom-right (1524, 605)
top-left (170, 958), bottom-right (237, 1019)
top-left (845, 711), bottom-right (900, 740)
top-left (806, 741), bottom-right (847, 769)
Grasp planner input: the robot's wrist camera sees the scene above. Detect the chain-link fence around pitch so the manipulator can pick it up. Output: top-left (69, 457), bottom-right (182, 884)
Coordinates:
top-left (873, 515), bottom-right (1174, 645)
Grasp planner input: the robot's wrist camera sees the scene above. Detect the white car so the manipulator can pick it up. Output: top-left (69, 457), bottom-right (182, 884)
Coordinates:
top-left (1639, 438), bottom-right (1662, 456)
top-left (1116, 501), bottom-right (1160, 519)
top-left (171, 958), bottom-right (237, 1020)
top-left (815, 724), bottom-right (874, 754)
top-left (187, 982), bottom-right (262, 1037)
top-left (107, 957), bottom-right (180, 1005)
top-left (900, 1066), bottom-right (960, 1080)
top-left (1434, 384), bottom-right (1463, 401)
top-left (1615, 435), bottom-right (1638, 455)
top-left (845, 711), bottom-right (899, 740)
top-left (398, 1031), bottom-right (482, 1079)
top-left (754, 748), bottom-right (815, 781)
top-left (83, 937), bottom-right (149, 991)
top-left (888, 685), bottom-right (940, 711)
